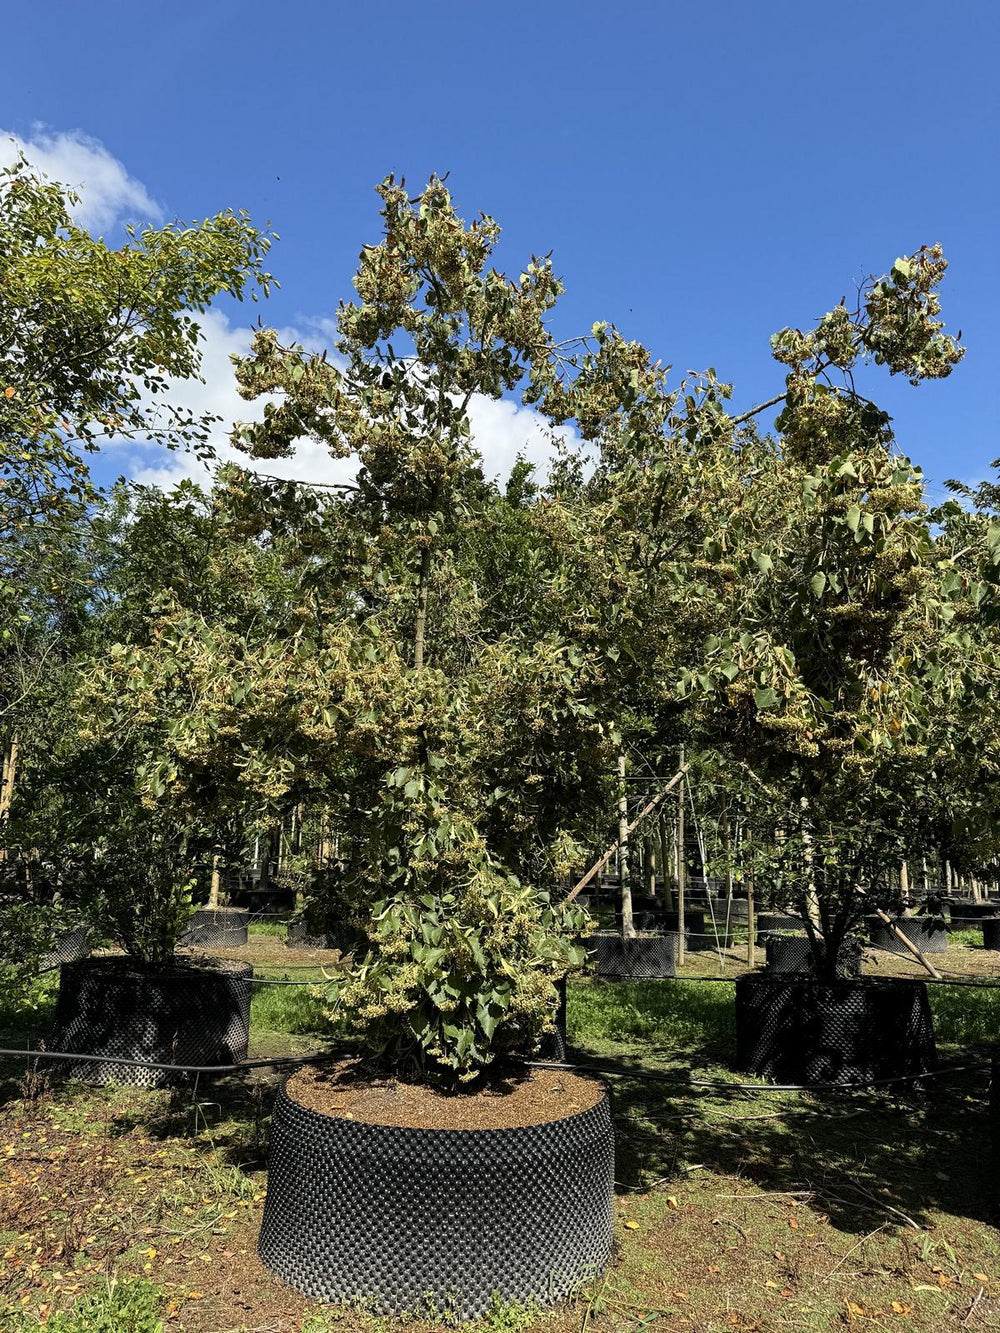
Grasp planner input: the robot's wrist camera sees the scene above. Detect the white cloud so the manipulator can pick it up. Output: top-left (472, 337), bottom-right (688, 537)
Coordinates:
top-left (0, 126), bottom-right (159, 233)
top-left (119, 310), bottom-right (578, 494)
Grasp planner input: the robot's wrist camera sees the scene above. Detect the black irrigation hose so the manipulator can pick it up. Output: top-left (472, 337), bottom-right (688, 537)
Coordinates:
top-left (0, 1042), bottom-right (986, 1095)
top-left (0, 1045), bottom-right (349, 1076)
top-left (251, 976), bottom-right (335, 986)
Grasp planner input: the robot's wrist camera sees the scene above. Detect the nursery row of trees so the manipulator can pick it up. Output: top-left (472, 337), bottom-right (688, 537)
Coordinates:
top-left (3, 160), bottom-right (1000, 1075)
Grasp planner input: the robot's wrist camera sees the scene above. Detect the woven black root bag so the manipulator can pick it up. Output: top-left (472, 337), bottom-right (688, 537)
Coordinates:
top-left (258, 1074), bottom-right (615, 1319)
top-left (47, 956), bottom-right (253, 1086)
top-left (588, 931), bottom-right (677, 979)
top-left (178, 907), bottom-right (249, 949)
top-left (764, 935), bottom-right (862, 978)
top-left (866, 915), bottom-right (948, 956)
top-left (735, 973), bottom-right (935, 1086)
top-left (39, 925), bottom-right (90, 971)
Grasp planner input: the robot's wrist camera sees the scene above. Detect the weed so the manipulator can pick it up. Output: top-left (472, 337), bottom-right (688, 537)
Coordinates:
top-left (477, 1291), bottom-right (540, 1333)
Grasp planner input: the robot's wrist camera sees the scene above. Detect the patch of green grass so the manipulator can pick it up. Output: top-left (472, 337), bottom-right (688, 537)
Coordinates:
top-left (949, 928), bottom-right (983, 948)
top-left (248, 921), bottom-right (287, 938)
top-left (250, 975), bottom-right (333, 1035)
top-left (11, 1278), bottom-right (166, 1332)
top-left (569, 976), bottom-right (735, 1059)
top-left (928, 981), bottom-right (1000, 1046)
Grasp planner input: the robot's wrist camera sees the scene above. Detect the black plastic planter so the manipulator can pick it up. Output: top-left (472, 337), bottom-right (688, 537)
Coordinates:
top-left (258, 1071), bottom-right (615, 1318)
top-left (735, 973), bottom-right (936, 1085)
top-left (588, 931), bottom-right (677, 979)
top-left (286, 920), bottom-right (351, 951)
top-left (661, 909), bottom-right (710, 949)
top-left (983, 919), bottom-right (1000, 952)
top-left (39, 925), bottom-right (90, 971)
top-left (46, 956), bottom-right (253, 1086)
top-left (763, 935), bottom-right (862, 979)
top-left (178, 907), bottom-right (249, 949)
top-left (949, 902), bottom-right (1000, 928)
top-left (867, 915), bottom-right (948, 956)
top-left (757, 912), bottom-right (805, 933)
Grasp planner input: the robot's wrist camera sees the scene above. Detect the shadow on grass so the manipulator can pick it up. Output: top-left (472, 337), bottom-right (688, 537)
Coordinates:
top-left (568, 975), bottom-right (998, 1235)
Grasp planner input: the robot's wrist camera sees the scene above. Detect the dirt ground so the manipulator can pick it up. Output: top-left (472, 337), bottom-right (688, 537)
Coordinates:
top-left (2, 931), bottom-right (999, 1331)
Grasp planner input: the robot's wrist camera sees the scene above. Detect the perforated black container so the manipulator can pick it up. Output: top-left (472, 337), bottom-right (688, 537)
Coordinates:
top-left (286, 920), bottom-right (352, 951)
top-left (735, 973), bottom-right (935, 1085)
top-left (867, 915), bottom-right (948, 956)
top-left (588, 930), bottom-right (677, 979)
top-left (757, 912), bottom-right (805, 933)
top-left (949, 902), bottom-right (1000, 928)
top-left (258, 1071), bottom-right (615, 1318)
top-left (39, 925), bottom-right (90, 971)
top-left (763, 934), bottom-right (862, 978)
top-left (983, 919), bottom-right (1000, 952)
top-left (46, 956), bottom-right (253, 1086)
top-left (178, 907), bottom-right (249, 949)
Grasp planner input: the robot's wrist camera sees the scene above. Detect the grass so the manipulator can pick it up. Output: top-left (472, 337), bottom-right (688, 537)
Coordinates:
top-left (248, 921), bottom-right (288, 938)
top-left (3, 938), bottom-right (1000, 1330)
top-left (249, 973), bottom-right (333, 1036)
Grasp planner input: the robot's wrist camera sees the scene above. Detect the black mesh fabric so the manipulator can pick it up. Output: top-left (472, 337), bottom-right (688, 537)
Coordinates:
top-left (866, 915), bottom-right (948, 956)
top-left (588, 931), bottom-right (677, 979)
top-left (178, 908), bottom-right (249, 949)
top-left (286, 921), bottom-right (349, 951)
top-left (735, 974), bottom-right (936, 1085)
top-left (763, 935), bottom-right (862, 978)
top-left (46, 957), bottom-right (253, 1087)
top-left (258, 1074), bottom-right (615, 1318)
top-left (949, 902), bottom-right (1000, 929)
top-left (757, 913), bottom-right (804, 933)
top-left (39, 925), bottom-right (90, 971)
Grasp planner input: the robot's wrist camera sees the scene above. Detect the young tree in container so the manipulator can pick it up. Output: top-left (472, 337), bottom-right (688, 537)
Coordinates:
top-left (673, 248), bottom-right (972, 975)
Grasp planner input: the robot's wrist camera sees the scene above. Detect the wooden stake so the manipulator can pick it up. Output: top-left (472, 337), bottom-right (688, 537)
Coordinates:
top-left (566, 764), bottom-right (691, 903)
top-left (855, 887), bottom-right (941, 979)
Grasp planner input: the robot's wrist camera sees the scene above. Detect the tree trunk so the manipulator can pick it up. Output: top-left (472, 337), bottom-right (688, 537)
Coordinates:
top-left (0, 732), bottom-right (18, 863)
top-left (721, 812), bottom-right (734, 912)
top-left (659, 817), bottom-right (675, 911)
top-left (209, 852), bottom-right (222, 908)
top-left (618, 750), bottom-right (635, 938)
top-left (745, 825), bottom-right (756, 968)
top-left (676, 747), bottom-right (686, 966)
top-left (645, 838), bottom-right (657, 897)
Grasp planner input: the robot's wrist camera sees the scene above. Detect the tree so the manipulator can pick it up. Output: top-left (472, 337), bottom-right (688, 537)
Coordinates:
top-left (0, 154), bottom-right (274, 875)
top-left (536, 245), bottom-right (970, 976)
top-left (87, 177), bottom-right (596, 1081)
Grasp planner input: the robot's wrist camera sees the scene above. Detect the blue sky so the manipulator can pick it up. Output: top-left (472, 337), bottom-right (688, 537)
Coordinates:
top-left (3, 0), bottom-right (997, 499)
